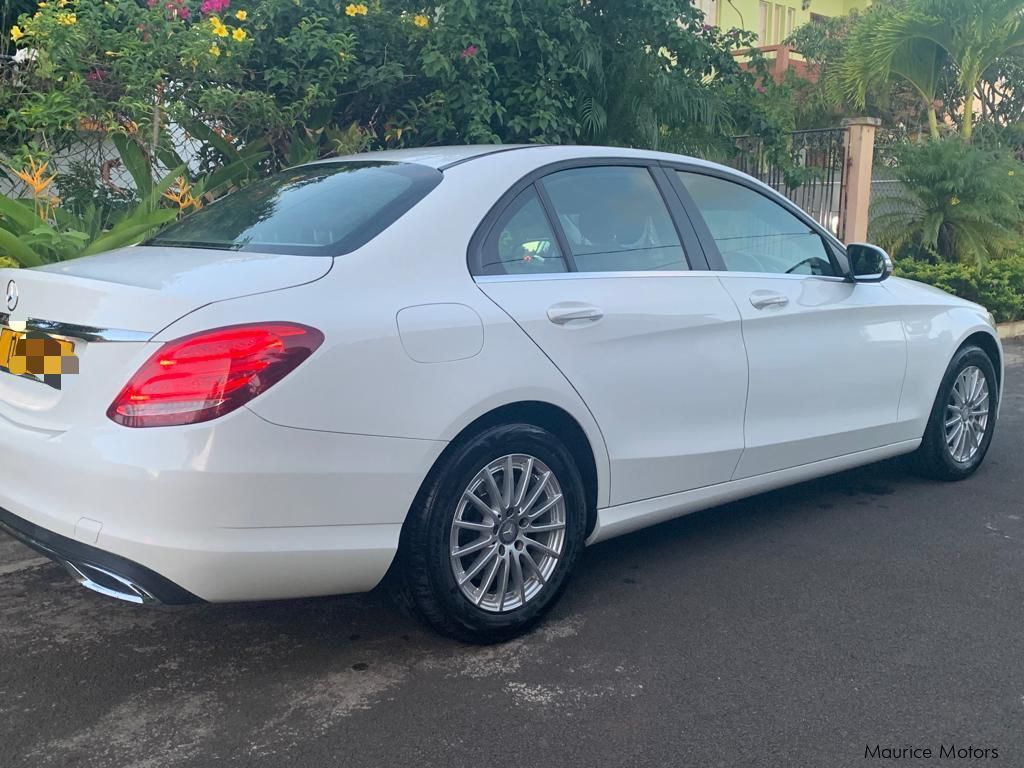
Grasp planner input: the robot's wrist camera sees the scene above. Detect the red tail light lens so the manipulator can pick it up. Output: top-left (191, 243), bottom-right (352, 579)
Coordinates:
top-left (108, 322), bottom-right (323, 428)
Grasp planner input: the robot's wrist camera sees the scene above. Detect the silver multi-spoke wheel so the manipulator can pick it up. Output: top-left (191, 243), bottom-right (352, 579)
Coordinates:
top-left (449, 454), bottom-right (566, 613)
top-left (945, 365), bottom-right (990, 463)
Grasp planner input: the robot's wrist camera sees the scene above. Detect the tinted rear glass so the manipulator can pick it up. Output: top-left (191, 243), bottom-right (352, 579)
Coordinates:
top-left (147, 161), bottom-right (442, 256)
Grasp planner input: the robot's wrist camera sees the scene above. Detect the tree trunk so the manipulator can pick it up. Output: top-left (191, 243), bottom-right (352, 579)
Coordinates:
top-left (927, 106), bottom-right (939, 139)
top-left (962, 90), bottom-right (974, 141)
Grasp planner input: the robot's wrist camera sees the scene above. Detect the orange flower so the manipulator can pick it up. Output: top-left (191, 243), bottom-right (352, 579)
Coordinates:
top-left (11, 157), bottom-right (56, 197)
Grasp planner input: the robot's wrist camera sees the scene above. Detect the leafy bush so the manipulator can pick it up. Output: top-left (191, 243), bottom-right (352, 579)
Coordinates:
top-left (895, 256), bottom-right (1024, 323)
top-left (871, 138), bottom-right (1024, 265)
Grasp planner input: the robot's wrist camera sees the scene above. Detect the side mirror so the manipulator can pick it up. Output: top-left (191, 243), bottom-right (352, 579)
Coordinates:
top-left (847, 243), bottom-right (893, 283)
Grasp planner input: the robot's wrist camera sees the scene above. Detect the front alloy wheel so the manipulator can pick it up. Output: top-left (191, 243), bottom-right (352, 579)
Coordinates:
top-left (914, 344), bottom-right (998, 481)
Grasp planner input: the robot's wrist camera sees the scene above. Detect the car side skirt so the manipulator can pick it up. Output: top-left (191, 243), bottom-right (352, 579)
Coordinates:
top-left (588, 439), bottom-right (922, 544)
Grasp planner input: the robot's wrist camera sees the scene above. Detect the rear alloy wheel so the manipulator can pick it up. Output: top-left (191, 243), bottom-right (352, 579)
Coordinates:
top-left (395, 424), bottom-right (586, 643)
top-left (449, 454), bottom-right (567, 613)
top-left (913, 345), bottom-right (998, 481)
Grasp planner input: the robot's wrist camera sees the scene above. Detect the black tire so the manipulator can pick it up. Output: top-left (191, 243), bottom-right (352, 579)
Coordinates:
top-left (912, 344), bottom-right (999, 481)
top-left (393, 423), bottom-right (587, 644)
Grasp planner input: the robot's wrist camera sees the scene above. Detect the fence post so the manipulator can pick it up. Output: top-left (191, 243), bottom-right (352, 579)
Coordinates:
top-left (840, 117), bottom-right (881, 243)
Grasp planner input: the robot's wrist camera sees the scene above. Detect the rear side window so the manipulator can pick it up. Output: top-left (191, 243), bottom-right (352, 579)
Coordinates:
top-left (148, 161), bottom-right (441, 256)
top-left (479, 186), bottom-right (568, 276)
top-left (540, 166), bottom-right (688, 272)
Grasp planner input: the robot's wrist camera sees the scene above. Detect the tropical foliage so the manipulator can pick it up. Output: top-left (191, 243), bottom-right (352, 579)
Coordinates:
top-left (0, 0), bottom-right (788, 265)
top-left (831, 0), bottom-right (1024, 140)
top-left (870, 139), bottom-right (1024, 266)
top-left (895, 255), bottom-right (1024, 323)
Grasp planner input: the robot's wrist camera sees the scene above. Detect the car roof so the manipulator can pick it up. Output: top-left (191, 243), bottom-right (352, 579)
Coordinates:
top-left (315, 143), bottom-right (730, 173)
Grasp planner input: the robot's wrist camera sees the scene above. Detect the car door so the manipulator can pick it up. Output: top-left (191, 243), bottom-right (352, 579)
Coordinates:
top-left (672, 168), bottom-right (908, 479)
top-left (472, 162), bottom-right (748, 507)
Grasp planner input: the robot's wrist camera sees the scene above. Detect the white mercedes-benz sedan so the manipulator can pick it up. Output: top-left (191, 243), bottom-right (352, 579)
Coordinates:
top-left (0, 145), bottom-right (1003, 642)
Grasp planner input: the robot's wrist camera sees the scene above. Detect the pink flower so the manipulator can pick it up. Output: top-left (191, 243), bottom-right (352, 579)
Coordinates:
top-left (86, 69), bottom-right (108, 81)
top-left (460, 44), bottom-right (478, 59)
top-left (201, 0), bottom-right (230, 15)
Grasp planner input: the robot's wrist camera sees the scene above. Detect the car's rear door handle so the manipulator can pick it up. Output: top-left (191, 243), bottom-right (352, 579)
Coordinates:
top-left (749, 292), bottom-right (789, 310)
top-left (547, 304), bottom-right (604, 325)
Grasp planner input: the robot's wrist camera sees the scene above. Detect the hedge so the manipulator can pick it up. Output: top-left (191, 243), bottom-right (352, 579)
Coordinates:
top-left (894, 257), bottom-right (1024, 324)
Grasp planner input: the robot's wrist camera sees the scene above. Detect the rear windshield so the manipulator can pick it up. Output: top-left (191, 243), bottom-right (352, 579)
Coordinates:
top-left (147, 161), bottom-right (442, 256)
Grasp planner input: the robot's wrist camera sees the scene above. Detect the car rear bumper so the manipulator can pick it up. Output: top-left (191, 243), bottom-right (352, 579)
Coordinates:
top-left (0, 407), bottom-right (446, 602)
top-left (0, 505), bottom-right (199, 604)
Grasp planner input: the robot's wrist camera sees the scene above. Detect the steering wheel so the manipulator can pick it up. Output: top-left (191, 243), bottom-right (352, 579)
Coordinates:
top-left (785, 256), bottom-right (831, 275)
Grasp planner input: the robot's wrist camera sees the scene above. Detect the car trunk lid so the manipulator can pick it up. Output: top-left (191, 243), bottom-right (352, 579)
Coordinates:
top-left (0, 246), bottom-right (332, 432)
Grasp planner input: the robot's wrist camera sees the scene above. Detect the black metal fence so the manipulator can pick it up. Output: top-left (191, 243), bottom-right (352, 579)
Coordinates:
top-left (727, 127), bottom-right (850, 238)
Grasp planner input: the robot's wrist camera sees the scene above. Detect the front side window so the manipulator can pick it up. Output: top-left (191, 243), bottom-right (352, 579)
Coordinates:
top-left (678, 172), bottom-right (837, 276)
top-left (540, 166), bottom-right (688, 273)
top-left (148, 161), bottom-right (442, 256)
top-left (478, 186), bottom-right (568, 276)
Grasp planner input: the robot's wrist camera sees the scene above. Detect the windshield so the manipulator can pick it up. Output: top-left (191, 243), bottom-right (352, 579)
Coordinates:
top-left (147, 161), bottom-right (442, 256)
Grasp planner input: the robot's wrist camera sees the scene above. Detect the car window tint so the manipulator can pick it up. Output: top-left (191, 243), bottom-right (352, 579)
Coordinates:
top-left (478, 186), bottom-right (568, 276)
top-left (540, 167), bottom-right (688, 273)
top-left (678, 172), bottom-right (836, 276)
top-left (148, 161), bottom-right (441, 256)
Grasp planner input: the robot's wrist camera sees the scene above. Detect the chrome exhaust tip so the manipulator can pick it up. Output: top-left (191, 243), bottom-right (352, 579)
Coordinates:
top-left (59, 559), bottom-right (158, 605)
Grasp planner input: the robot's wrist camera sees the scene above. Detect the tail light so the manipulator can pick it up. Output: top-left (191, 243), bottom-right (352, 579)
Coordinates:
top-left (108, 322), bottom-right (323, 428)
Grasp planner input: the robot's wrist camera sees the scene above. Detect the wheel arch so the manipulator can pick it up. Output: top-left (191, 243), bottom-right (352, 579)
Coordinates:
top-left (411, 400), bottom-right (602, 539)
top-left (959, 330), bottom-right (1003, 391)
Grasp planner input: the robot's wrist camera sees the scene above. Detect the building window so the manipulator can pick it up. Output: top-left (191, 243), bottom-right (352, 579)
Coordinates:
top-left (786, 7), bottom-right (796, 38)
top-left (775, 4), bottom-right (785, 44)
top-left (693, 0), bottom-right (718, 25)
top-left (759, 1), bottom-right (770, 43)
top-left (810, 12), bottom-right (829, 23)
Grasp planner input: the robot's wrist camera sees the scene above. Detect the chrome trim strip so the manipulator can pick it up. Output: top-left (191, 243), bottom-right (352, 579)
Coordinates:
top-left (474, 270), bottom-right (699, 283)
top-left (0, 313), bottom-right (152, 342)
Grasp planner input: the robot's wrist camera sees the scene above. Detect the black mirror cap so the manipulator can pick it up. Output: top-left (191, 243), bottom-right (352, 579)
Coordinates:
top-left (847, 243), bottom-right (893, 283)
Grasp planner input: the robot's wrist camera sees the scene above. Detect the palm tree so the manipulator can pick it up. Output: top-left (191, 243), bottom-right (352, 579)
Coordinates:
top-left (834, 0), bottom-right (1024, 140)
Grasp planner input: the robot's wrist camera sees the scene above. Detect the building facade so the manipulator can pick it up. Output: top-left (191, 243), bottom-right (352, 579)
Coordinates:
top-left (694, 0), bottom-right (870, 43)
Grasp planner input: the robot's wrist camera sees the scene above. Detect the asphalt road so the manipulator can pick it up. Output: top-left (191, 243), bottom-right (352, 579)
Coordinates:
top-left (2, 343), bottom-right (1022, 768)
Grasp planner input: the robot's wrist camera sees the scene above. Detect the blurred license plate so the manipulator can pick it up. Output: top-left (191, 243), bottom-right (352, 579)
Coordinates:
top-left (0, 327), bottom-right (26, 372)
top-left (0, 326), bottom-right (76, 377)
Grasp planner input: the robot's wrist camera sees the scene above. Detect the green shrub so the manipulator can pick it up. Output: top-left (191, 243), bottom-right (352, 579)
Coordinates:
top-left (871, 139), bottom-right (1024, 265)
top-left (894, 256), bottom-right (1024, 323)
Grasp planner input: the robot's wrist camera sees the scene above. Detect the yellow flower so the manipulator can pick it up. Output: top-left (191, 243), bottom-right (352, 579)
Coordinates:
top-left (56, 11), bottom-right (76, 24)
top-left (209, 44), bottom-right (220, 56)
top-left (210, 17), bottom-right (229, 36)
top-left (37, 1), bottom-right (47, 7)
top-left (234, 9), bottom-right (247, 20)
top-left (9, 25), bottom-right (25, 41)
top-left (11, 158), bottom-right (56, 198)
top-left (413, 14), bottom-right (429, 28)
top-left (345, 3), bottom-right (367, 16)
top-left (232, 27), bottom-right (246, 41)
top-left (1010, 170), bottom-right (1017, 177)
top-left (163, 177), bottom-right (202, 212)
top-left (58, 0), bottom-right (70, 7)
top-left (951, 196), bottom-right (961, 206)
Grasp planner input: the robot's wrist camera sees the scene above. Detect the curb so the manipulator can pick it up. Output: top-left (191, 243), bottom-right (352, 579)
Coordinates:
top-left (997, 321), bottom-right (1024, 340)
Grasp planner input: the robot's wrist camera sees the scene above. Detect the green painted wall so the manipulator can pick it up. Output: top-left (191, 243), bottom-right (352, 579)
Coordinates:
top-left (704, 0), bottom-right (870, 43)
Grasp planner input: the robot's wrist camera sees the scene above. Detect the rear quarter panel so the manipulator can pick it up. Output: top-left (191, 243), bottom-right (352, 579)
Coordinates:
top-left (150, 154), bottom-right (613, 507)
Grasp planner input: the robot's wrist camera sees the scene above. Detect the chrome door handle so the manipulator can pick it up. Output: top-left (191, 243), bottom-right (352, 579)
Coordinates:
top-left (547, 304), bottom-right (604, 325)
top-left (749, 293), bottom-right (789, 310)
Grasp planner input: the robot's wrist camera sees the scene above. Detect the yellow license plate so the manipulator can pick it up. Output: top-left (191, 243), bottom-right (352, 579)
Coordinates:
top-left (0, 327), bottom-right (76, 376)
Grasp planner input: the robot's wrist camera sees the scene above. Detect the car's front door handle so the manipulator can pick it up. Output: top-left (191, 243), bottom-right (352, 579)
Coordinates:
top-left (749, 292), bottom-right (790, 310)
top-left (547, 304), bottom-right (604, 325)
